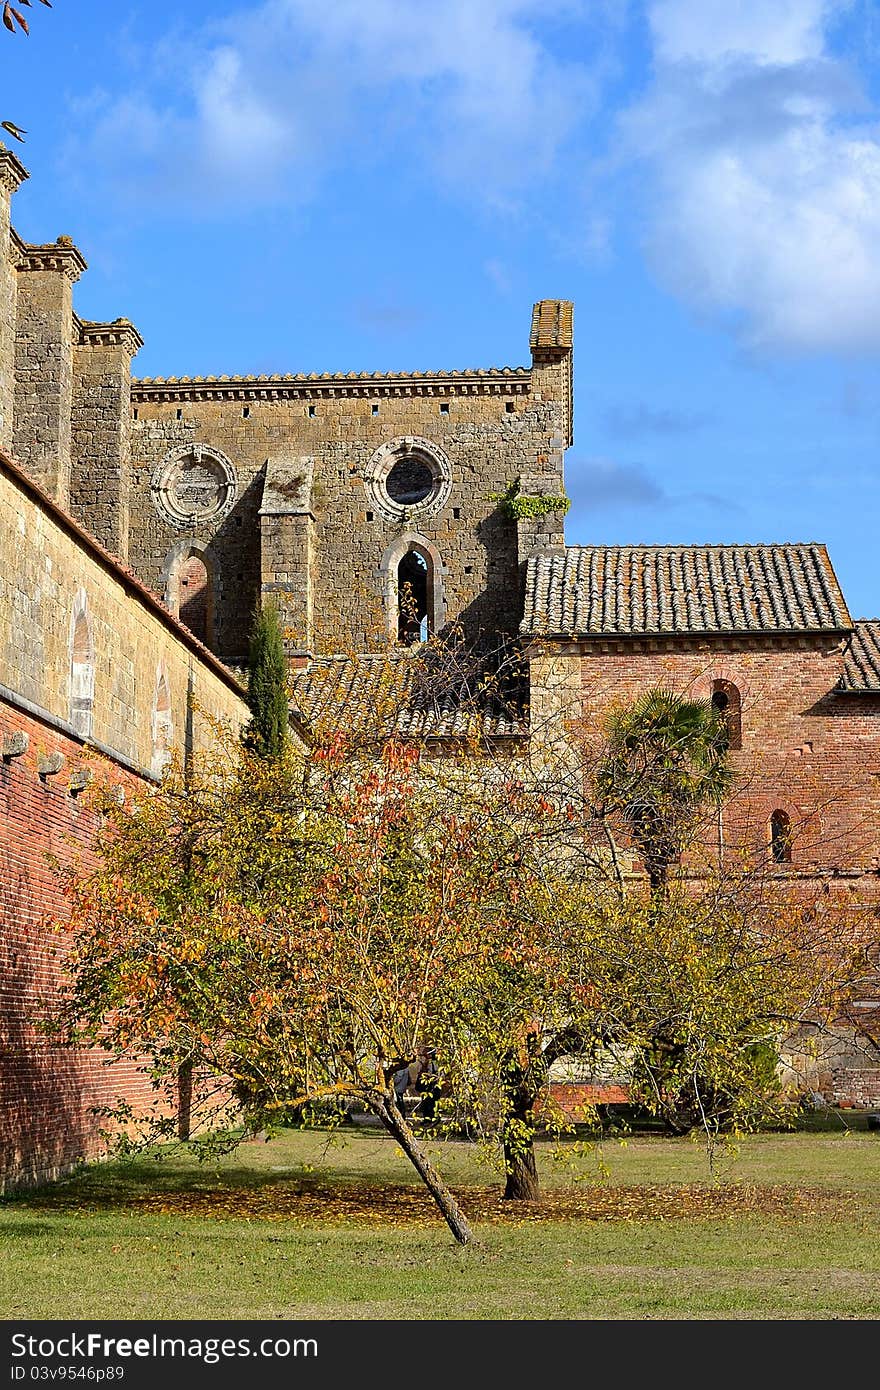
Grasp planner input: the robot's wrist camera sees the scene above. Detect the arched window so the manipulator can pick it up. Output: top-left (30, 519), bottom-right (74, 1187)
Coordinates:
top-left (398, 548), bottom-right (429, 644)
top-left (770, 809), bottom-right (792, 864)
top-left (178, 553), bottom-right (212, 646)
top-left (151, 666), bottom-right (173, 779)
top-left (711, 680), bottom-right (742, 751)
top-left (68, 589), bottom-right (95, 740)
top-left (164, 545), bottom-right (215, 650)
top-left (380, 535), bottom-right (446, 645)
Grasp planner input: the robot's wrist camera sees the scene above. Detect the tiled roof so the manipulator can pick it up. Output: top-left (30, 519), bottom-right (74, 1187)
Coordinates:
top-left (521, 544), bottom-right (851, 638)
top-left (291, 654), bottom-right (528, 744)
top-left (840, 621), bottom-right (880, 692)
top-left (530, 300), bottom-right (573, 352)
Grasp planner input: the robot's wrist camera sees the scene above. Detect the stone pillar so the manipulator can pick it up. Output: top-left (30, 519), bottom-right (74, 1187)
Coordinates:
top-left (259, 456), bottom-right (315, 658)
top-left (529, 298), bottom-right (574, 461)
top-left (12, 239), bottom-right (86, 504)
top-left (70, 319), bottom-right (143, 560)
top-left (0, 148), bottom-right (28, 454)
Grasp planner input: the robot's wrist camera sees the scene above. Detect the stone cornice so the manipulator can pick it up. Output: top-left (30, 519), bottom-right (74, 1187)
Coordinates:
top-left (0, 148), bottom-right (28, 195)
top-left (523, 631), bottom-right (851, 657)
top-left (77, 317), bottom-right (144, 355)
top-left (132, 367), bottom-right (531, 403)
top-left (18, 238), bottom-right (87, 282)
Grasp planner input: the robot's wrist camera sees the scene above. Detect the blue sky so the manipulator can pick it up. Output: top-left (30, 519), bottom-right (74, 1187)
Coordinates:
top-left (3, 0), bottom-right (880, 616)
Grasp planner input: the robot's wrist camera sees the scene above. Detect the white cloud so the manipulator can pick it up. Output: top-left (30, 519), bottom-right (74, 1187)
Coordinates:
top-left (73, 0), bottom-right (602, 211)
top-left (649, 0), bottom-right (836, 67)
top-left (625, 0), bottom-right (880, 353)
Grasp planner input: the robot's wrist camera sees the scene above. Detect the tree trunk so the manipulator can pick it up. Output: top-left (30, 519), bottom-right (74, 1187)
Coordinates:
top-left (378, 1100), bottom-right (474, 1246)
top-left (499, 1048), bottom-right (542, 1202)
top-left (503, 1137), bottom-right (540, 1201)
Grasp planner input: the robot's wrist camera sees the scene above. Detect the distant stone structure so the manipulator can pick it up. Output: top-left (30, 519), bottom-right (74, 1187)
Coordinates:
top-left (1, 150), bottom-right (878, 1189)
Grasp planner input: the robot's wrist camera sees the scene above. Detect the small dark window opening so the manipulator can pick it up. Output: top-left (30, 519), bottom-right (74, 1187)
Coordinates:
top-left (133, 408), bottom-right (138, 421)
top-left (371, 404), bottom-right (380, 416)
top-left (386, 456), bottom-right (434, 505)
top-left (242, 405), bottom-right (250, 418)
top-left (505, 401), bottom-right (515, 413)
top-left (711, 680), bottom-right (742, 751)
top-left (176, 408), bottom-right (182, 420)
top-left (770, 810), bottom-right (792, 864)
top-left (308, 404), bottom-right (316, 418)
top-left (366, 511), bottom-right (374, 522)
top-left (453, 507), bottom-right (461, 519)
top-left (439, 402), bottom-right (450, 415)
top-left (397, 549), bottom-right (429, 644)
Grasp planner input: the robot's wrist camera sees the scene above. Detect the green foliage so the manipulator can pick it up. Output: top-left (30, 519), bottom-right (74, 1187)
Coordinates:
top-left (595, 688), bottom-right (732, 894)
top-left (490, 477), bottom-right (571, 522)
top-left (243, 602), bottom-right (290, 760)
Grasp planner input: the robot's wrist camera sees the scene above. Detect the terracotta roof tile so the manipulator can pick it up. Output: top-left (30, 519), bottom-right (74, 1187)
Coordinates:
top-left (291, 654), bottom-right (528, 743)
top-left (521, 544), bottom-right (851, 638)
top-left (840, 620), bottom-right (880, 692)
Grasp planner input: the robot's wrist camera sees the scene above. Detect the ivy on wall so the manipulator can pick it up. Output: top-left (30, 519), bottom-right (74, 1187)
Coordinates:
top-left (490, 478), bottom-right (571, 522)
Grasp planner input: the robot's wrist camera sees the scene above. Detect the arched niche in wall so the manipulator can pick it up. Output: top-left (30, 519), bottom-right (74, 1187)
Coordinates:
top-left (378, 534), bottom-right (446, 645)
top-left (151, 663), bottom-right (173, 779)
top-left (161, 540), bottom-right (215, 650)
top-left (68, 587), bottom-right (95, 740)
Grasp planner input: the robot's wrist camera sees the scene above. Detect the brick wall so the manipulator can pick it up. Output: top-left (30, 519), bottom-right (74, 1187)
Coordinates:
top-left (0, 702), bottom-right (161, 1192)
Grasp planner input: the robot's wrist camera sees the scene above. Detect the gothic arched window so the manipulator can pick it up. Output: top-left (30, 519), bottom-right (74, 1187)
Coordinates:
top-left (178, 553), bottom-right (212, 647)
top-left (398, 547), bottom-right (430, 644)
top-left (711, 680), bottom-right (742, 751)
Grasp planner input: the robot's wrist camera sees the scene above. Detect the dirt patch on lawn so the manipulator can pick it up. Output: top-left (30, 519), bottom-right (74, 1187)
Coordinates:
top-left (23, 1179), bottom-right (859, 1227)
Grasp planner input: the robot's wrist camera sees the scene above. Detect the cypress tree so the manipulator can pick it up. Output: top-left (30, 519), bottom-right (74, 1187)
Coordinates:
top-left (244, 602), bottom-right (289, 759)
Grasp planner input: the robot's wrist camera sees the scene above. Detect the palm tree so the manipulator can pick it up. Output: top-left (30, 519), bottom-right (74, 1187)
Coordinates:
top-left (595, 689), bottom-right (732, 899)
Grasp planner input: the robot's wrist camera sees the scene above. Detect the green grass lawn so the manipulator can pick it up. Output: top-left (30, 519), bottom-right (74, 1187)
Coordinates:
top-left (2, 1120), bottom-right (879, 1320)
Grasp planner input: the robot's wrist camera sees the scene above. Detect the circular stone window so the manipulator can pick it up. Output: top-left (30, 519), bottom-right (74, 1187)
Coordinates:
top-left (151, 444), bottom-right (238, 530)
top-left (365, 436), bottom-right (452, 521)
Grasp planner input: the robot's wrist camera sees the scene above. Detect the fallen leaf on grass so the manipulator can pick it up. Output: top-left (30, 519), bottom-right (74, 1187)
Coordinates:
top-left (22, 1180), bottom-right (858, 1228)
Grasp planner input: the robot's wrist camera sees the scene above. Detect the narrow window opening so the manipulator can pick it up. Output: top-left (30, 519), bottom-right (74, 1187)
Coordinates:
top-left (453, 507), bottom-right (461, 519)
top-left (371, 404), bottom-right (380, 416)
top-left (242, 405), bottom-right (250, 419)
top-left (770, 810), bottom-right (792, 864)
top-left (464, 565), bottom-right (472, 574)
top-left (366, 511), bottom-right (374, 522)
top-left (176, 408), bottom-right (182, 421)
top-left (308, 404), bottom-right (317, 418)
top-left (505, 401), bottom-right (515, 413)
top-left (397, 549), bottom-right (429, 644)
top-left (133, 408), bottom-right (138, 421)
top-left (711, 680), bottom-right (742, 751)
top-left (439, 402), bottom-right (450, 415)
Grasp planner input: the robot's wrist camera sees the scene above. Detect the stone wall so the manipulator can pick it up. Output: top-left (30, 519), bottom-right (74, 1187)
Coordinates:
top-left (0, 449), bottom-right (248, 776)
top-left (128, 307), bottom-right (573, 663)
top-left (0, 149), bottom-right (26, 455)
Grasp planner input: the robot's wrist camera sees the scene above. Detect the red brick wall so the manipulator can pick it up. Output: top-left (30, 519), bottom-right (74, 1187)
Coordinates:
top-left (0, 701), bottom-right (160, 1191)
top-left (576, 639), bottom-right (880, 878)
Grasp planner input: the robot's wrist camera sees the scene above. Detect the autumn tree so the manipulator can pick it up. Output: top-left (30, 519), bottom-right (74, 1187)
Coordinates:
top-left (54, 646), bottom-right (878, 1228)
